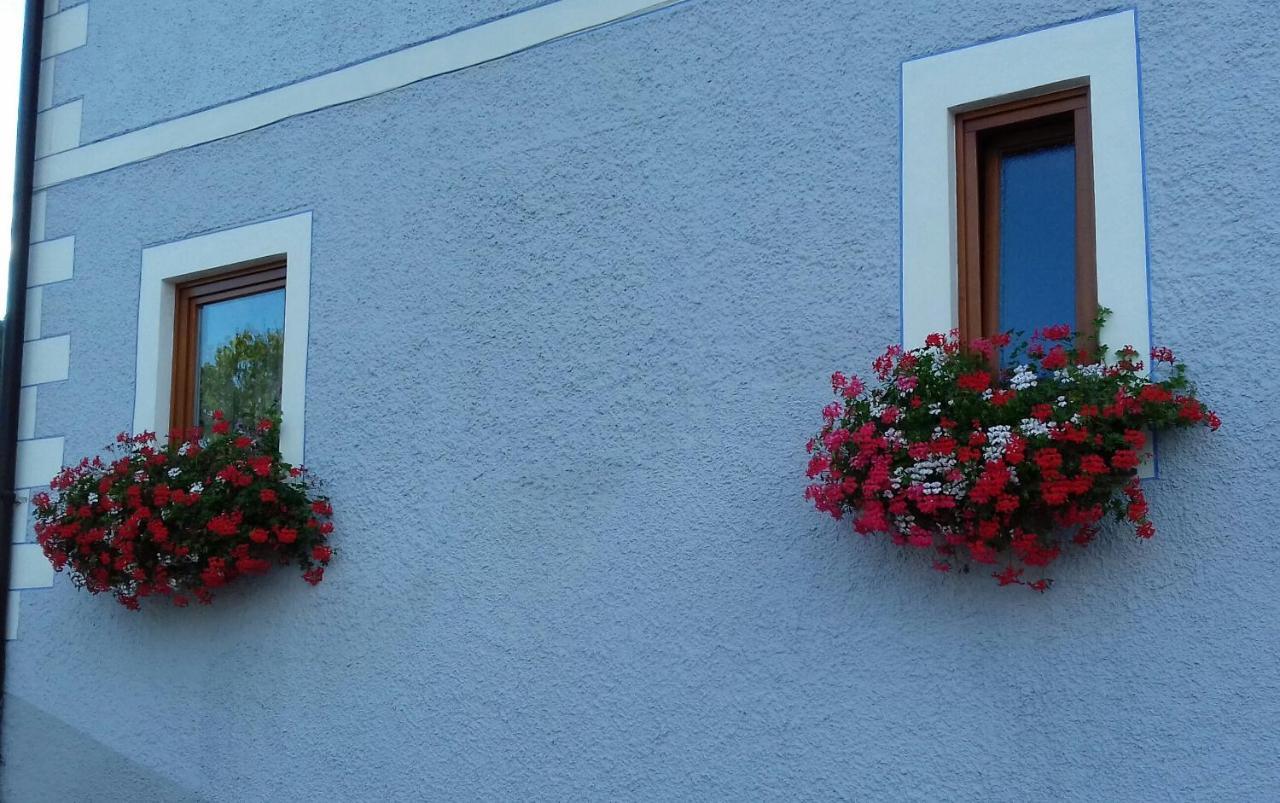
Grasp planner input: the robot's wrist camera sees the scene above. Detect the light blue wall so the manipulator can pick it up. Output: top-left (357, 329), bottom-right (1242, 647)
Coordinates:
top-left (10, 1), bottom-right (1280, 800)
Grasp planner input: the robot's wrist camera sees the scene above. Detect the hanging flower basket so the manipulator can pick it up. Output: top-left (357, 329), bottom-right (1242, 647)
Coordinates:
top-left (804, 318), bottom-right (1218, 590)
top-left (32, 413), bottom-right (333, 609)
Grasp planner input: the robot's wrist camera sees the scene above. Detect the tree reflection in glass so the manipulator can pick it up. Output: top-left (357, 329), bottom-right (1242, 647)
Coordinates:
top-left (194, 289), bottom-right (285, 431)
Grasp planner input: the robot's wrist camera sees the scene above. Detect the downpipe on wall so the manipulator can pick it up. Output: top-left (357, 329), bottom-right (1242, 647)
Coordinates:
top-left (0, 0), bottom-right (49, 747)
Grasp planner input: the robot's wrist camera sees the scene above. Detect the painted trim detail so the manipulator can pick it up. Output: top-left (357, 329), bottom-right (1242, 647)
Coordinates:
top-left (24, 288), bottom-right (42, 341)
top-left (33, 0), bottom-right (683, 189)
top-left (35, 99), bottom-right (82, 158)
top-left (37, 58), bottom-right (54, 110)
top-left (901, 11), bottom-right (1150, 366)
top-left (17, 388), bottom-right (37, 441)
top-left (20, 335), bottom-right (70, 386)
top-left (16, 437), bottom-right (64, 491)
top-left (30, 191), bottom-right (48, 242)
top-left (28, 236), bottom-right (74, 286)
top-left (10, 544), bottom-right (55, 590)
top-left (11, 497), bottom-right (29, 544)
top-left (41, 3), bottom-right (87, 58)
top-left (135, 213), bottom-right (313, 464)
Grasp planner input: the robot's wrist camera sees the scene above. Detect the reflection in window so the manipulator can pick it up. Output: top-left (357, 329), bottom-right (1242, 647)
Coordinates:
top-left (171, 262), bottom-right (287, 436)
top-left (195, 289), bottom-right (284, 430)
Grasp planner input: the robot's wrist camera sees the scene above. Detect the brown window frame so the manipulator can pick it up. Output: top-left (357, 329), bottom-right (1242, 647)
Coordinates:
top-left (170, 258), bottom-right (287, 436)
top-left (955, 85), bottom-right (1097, 347)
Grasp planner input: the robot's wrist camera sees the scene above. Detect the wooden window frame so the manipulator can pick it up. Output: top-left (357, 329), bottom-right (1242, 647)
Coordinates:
top-left (169, 258), bottom-right (287, 435)
top-left (955, 86), bottom-right (1097, 347)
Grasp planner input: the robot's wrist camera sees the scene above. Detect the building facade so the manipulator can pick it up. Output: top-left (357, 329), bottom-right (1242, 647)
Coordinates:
top-left (4, 1), bottom-right (1279, 799)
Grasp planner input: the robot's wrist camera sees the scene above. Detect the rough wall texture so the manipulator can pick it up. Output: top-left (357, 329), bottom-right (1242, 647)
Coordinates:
top-left (8, 0), bottom-right (1280, 800)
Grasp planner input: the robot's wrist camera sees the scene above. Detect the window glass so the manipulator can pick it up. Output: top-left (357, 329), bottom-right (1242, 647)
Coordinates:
top-left (998, 142), bottom-right (1077, 344)
top-left (954, 86), bottom-right (1095, 356)
top-left (194, 288), bottom-right (285, 429)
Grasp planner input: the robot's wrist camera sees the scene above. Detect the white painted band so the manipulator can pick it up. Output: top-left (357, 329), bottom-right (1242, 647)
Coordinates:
top-left (11, 497), bottom-right (30, 544)
top-left (38, 58), bottom-right (55, 111)
top-left (41, 3), bottom-right (87, 58)
top-left (10, 544), bottom-right (55, 590)
top-left (21, 335), bottom-right (71, 386)
top-left (23, 288), bottom-right (42, 341)
top-left (16, 437), bottom-right (64, 490)
top-left (17, 388), bottom-right (37, 441)
top-left (28, 236), bottom-right (74, 286)
top-left (34, 0), bottom-right (682, 189)
top-left (30, 191), bottom-right (47, 243)
top-left (35, 99), bottom-right (81, 158)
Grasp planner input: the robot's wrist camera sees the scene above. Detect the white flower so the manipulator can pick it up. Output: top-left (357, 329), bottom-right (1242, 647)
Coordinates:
top-left (1019, 418), bottom-right (1051, 437)
top-left (190, 482), bottom-right (203, 494)
top-left (177, 443), bottom-right (191, 456)
top-left (1010, 365), bottom-right (1038, 390)
top-left (87, 492), bottom-right (99, 505)
top-left (983, 425), bottom-right (1014, 462)
top-left (167, 467), bottom-right (181, 479)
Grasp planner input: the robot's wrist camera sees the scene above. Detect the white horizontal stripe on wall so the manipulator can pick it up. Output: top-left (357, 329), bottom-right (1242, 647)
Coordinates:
top-left (41, 3), bottom-right (87, 58)
top-left (21, 335), bottom-right (70, 386)
top-left (10, 545), bottom-right (54, 591)
top-left (28, 236), bottom-right (74, 286)
top-left (35, 99), bottom-right (81, 158)
top-left (16, 438), bottom-right (63, 490)
top-left (34, 0), bottom-right (683, 188)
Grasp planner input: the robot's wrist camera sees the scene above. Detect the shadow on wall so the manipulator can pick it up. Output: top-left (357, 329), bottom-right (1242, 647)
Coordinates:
top-left (2, 693), bottom-right (208, 802)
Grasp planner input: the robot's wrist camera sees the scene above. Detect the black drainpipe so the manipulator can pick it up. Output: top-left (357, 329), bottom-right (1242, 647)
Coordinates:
top-left (0, 0), bottom-right (49, 735)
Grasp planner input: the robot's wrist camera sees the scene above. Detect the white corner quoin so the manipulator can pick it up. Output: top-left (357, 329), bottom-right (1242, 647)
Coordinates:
top-left (135, 213), bottom-right (312, 464)
top-left (901, 11), bottom-right (1150, 363)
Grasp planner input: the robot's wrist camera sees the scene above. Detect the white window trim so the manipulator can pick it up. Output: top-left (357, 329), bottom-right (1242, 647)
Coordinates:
top-left (901, 10), bottom-right (1150, 365)
top-left (134, 212), bottom-right (312, 464)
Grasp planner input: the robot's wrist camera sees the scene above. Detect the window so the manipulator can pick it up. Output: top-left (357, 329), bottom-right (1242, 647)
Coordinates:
top-left (136, 213), bottom-right (312, 464)
top-left (901, 11), bottom-right (1150, 368)
top-left (901, 12), bottom-right (1154, 475)
top-left (954, 86), bottom-right (1096, 348)
top-left (170, 260), bottom-right (287, 435)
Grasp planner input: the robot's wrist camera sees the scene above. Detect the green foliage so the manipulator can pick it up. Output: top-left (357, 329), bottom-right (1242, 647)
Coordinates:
top-left (198, 329), bottom-right (284, 431)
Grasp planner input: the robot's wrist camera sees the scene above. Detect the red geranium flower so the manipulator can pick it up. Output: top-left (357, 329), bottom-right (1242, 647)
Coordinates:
top-left (805, 319), bottom-right (1217, 589)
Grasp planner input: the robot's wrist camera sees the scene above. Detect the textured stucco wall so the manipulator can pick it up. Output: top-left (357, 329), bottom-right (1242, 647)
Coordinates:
top-left (8, 1), bottom-right (1280, 800)
top-left (53, 0), bottom-right (538, 142)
